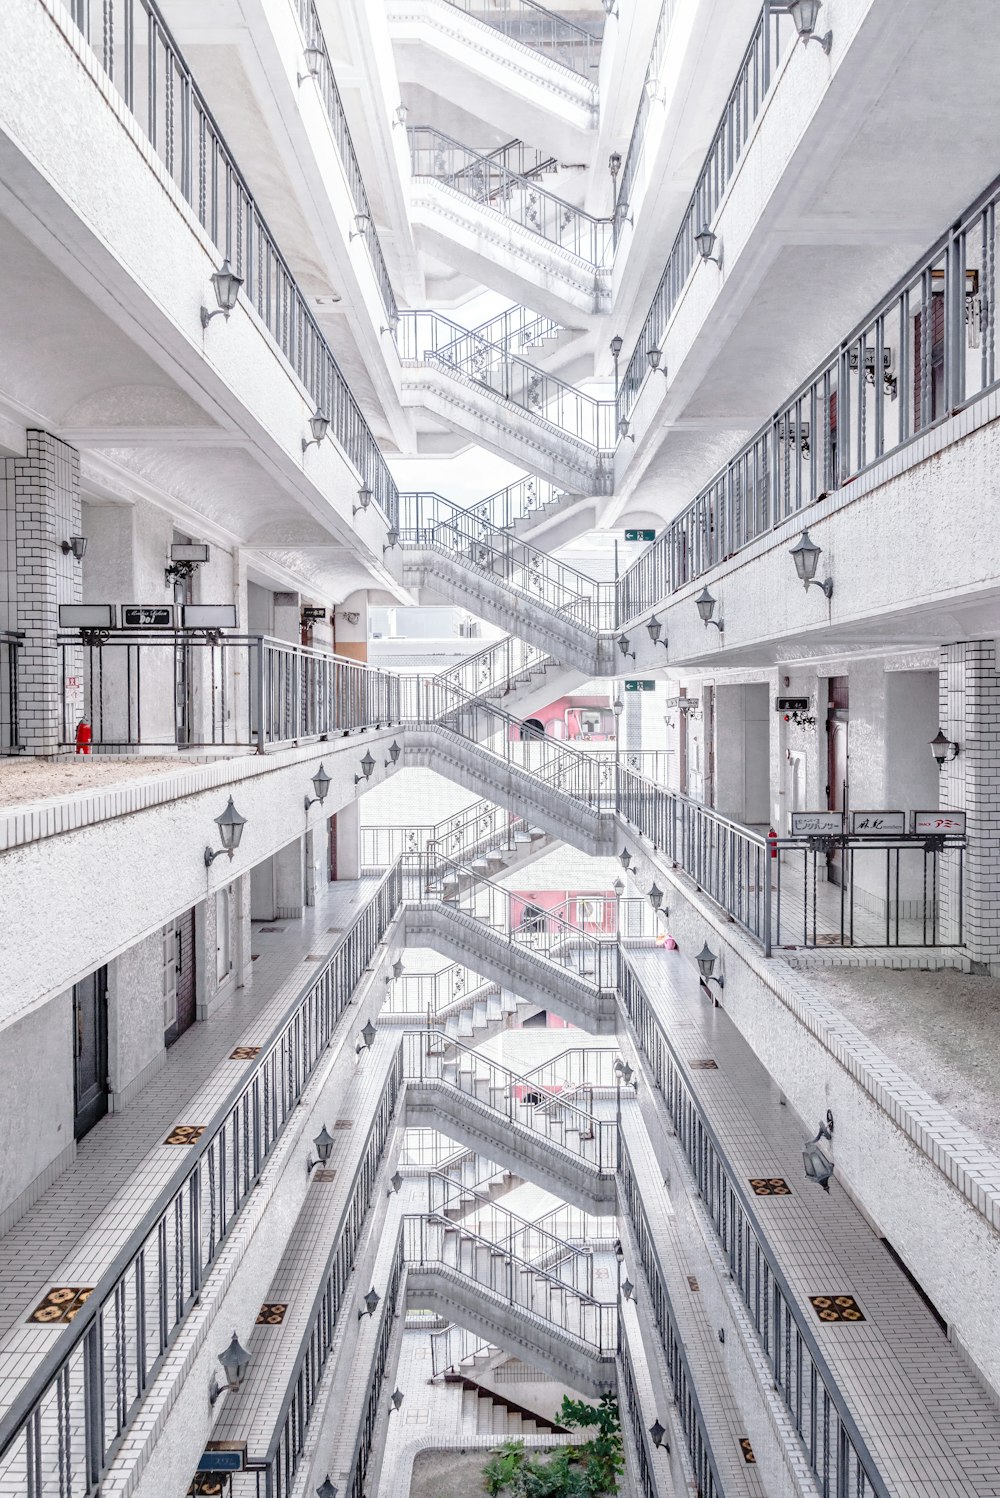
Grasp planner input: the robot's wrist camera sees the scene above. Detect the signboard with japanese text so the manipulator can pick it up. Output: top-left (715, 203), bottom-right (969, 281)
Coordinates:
top-left (912, 810), bottom-right (966, 837)
top-left (850, 810), bottom-right (906, 835)
top-left (790, 811), bottom-right (843, 836)
top-left (775, 697), bottom-right (810, 712)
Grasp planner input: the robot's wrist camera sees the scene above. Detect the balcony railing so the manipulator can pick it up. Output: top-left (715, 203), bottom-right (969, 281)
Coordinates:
top-left (362, 795), bottom-right (539, 871)
top-left (0, 862), bottom-right (402, 1498)
top-left (408, 127), bottom-right (612, 267)
top-left (398, 311), bottom-right (616, 460)
top-left (343, 1228), bottom-right (405, 1498)
top-left (423, 1195), bottom-right (597, 1296)
top-left (56, 632), bottom-right (400, 751)
top-left (430, 633), bottom-right (554, 706)
top-left (612, 0), bottom-right (681, 249)
top-left (293, 0), bottom-right (398, 325)
top-left (469, 474), bottom-right (569, 530)
top-left (468, 307), bottom-right (564, 358)
top-left (619, 955), bottom-right (892, 1498)
top-left (56, 0), bottom-right (398, 521)
top-left (618, 1), bottom-right (795, 423)
top-left (439, 0), bottom-right (602, 78)
top-left (383, 960), bottom-right (496, 1018)
top-left (0, 631), bottom-right (22, 755)
top-left (618, 1313), bottom-right (662, 1498)
top-left (618, 164), bottom-right (1000, 613)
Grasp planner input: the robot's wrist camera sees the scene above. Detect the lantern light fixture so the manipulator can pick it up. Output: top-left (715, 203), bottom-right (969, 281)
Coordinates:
top-left (380, 313), bottom-right (401, 337)
top-left (304, 763), bottom-right (331, 813)
top-left (316, 1479), bottom-right (338, 1498)
top-left (349, 212), bottom-right (372, 242)
top-left (355, 750), bottom-right (376, 785)
top-left (204, 797), bottom-right (247, 866)
top-left (619, 846), bottom-right (632, 869)
top-left (618, 416), bottom-right (635, 443)
top-left (617, 634), bottom-right (635, 661)
top-left (694, 225), bottom-right (722, 268)
top-left (297, 44), bottom-right (325, 85)
top-left (390, 1389), bottom-right (405, 1412)
top-left (695, 943), bottom-right (725, 990)
top-left (612, 876), bottom-right (625, 897)
top-left (803, 1111), bottom-right (836, 1191)
top-left (649, 1420), bottom-right (668, 1451)
top-left (209, 1330), bottom-right (251, 1402)
top-left (358, 1286), bottom-right (380, 1319)
top-left (646, 347), bottom-right (667, 378)
top-left (387, 1170), bottom-right (404, 1196)
top-left (614, 1238), bottom-right (625, 1264)
top-left (788, 0), bottom-right (833, 53)
top-left (695, 587), bottom-right (724, 631)
top-left (356, 1019), bottom-right (377, 1055)
top-left (602, 0), bottom-right (619, 15)
top-left (200, 258), bottom-right (243, 327)
top-left (648, 883), bottom-right (665, 914)
top-left (789, 529), bottom-right (833, 598)
top-left (613, 696), bottom-right (625, 719)
top-left (353, 486), bottom-right (374, 517)
top-left (622, 1277), bottom-right (634, 1300)
top-left (608, 152), bottom-right (622, 179)
top-left (610, 334), bottom-right (624, 359)
top-left (614, 1058), bottom-right (634, 1086)
top-left (61, 536), bottom-right (88, 561)
top-left (929, 728), bottom-right (959, 768)
top-left (392, 103), bottom-right (408, 127)
top-left (646, 614), bottom-right (668, 648)
top-left (385, 741), bottom-right (402, 767)
top-left (302, 411), bottom-right (330, 453)
top-left (383, 527), bottom-right (400, 553)
top-left (306, 1123), bottom-right (335, 1175)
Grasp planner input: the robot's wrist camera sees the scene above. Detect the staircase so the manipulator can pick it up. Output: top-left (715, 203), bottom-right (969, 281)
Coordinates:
top-left (452, 1374), bottom-right (568, 1436)
top-left (428, 1160), bottom-right (523, 1220)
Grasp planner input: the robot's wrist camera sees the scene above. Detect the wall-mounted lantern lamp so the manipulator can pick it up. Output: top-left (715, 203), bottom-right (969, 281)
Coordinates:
top-left (802, 1111), bottom-right (835, 1191)
top-left (614, 1058), bottom-right (634, 1086)
top-left (930, 728), bottom-right (959, 768)
top-left (619, 847), bottom-right (632, 870)
top-left (646, 347), bottom-right (667, 378)
top-left (355, 750), bottom-right (376, 785)
top-left (204, 797), bottom-right (247, 866)
top-left (617, 634), bottom-right (635, 661)
top-left (387, 1170), bottom-right (404, 1196)
top-left (209, 1330), bottom-right (251, 1403)
top-left (621, 1278), bottom-right (634, 1300)
top-left (358, 1286), bottom-right (380, 1320)
top-left (612, 877), bottom-right (625, 899)
top-left (383, 527), bottom-right (400, 554)
top-left (61, 536), bottom-right (88, 561)
top-left (789, 529), bottom-right (833, 598)
top-left (389, 1388), bottom-right (405, 1413)
top-left (297, 44), bottom-right (325, 85)
top-left (695, 587), bottom-right (724, 631)
top-left (649, 1420), bottom-right (668, 1451)
top-left (385, 741), bottom-right (402, 768)
top-left (613, 1238), bottom-right (624, 1264)
top-left (306, 1123), bottom-right (335, 1176)
top-left (386, 958), bottom-right (405, 987)
top-left (618, 416), bottom-right (635, 444)
top-left (380, 313), bottom-right (401, 338)
top-left (788, 0), bottom-right (832, 54)
top-left (646, 615), bottom-right (668, 649)
top-left (608, 152), bottom-right (622, 180)
top-left (695, 943), bottom-right (725, 990)
top-left (349, 212), bottom-right (372, 243)
top-left (316, 1479), bottom-right (338, 1498)
top-left (200, 258), bottom-right (243, 328)
top-left (694, 226), bottom-right (722, 269)
top-left (392, 103), bottom-right (408, 128)
top-left (302, 411), bottom-right (330, 453)
top-left (304, 763), bottom-right (331, 813)
top-left (337, 611), bottom-right (361, 626)
top-left (354, 486), bottom-right (374, 517)
top-left (648, 884), bottom-right (665, 916)
top-left (356, 1019), bottom-right (377, 1056)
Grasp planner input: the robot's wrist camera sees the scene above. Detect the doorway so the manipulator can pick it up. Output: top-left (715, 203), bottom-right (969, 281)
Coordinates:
top-left (826, 676), bottom-right (850, 885)
top-left (164, 909), bottom-right (197, 1048)
top-left (73, 967), bottom-right (109, 1139)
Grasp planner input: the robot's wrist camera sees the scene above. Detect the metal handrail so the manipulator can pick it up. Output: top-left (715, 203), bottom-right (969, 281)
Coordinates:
top-left (342, 1228), bottom-right (405, 1498)
top-left (468, 307), bottom-right (565, 357)
top-left (426, 629), bottom-right (555, 705)
top-left (618, 1), bottom-right (794, 423)
top-left (293, 0), bottom-right (398, 324)
top-left (439, 0), bottom-right (603, 78)
top-left (398, 311), bottom-right (617, 456)
top-left (612, 0), bottom-right (682, 248)
top-left (408, 126), bottom-right (613, 267)
top-left (58, 0), bottom-right (398, 521)
top-left (0, 861), bottom-right (403, 1495)
top-left (619, 953), bottom-right (893, 1498)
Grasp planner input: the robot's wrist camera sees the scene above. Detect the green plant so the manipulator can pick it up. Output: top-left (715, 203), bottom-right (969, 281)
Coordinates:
top-left (481, 1397), bottom-right (623, 1498)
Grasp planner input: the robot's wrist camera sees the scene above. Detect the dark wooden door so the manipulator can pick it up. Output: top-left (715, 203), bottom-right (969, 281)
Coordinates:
top-left (165, 909), bottom-right (197, 1048)
top-left (826, 676), bottom-right (850, 886)
top-left (73, 968), bottom-right (108, 1139)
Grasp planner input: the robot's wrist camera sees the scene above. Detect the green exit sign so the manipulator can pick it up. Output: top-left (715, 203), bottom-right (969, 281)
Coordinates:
top-left (625, 528), bottom-right (655, 542)
top-left (625, 680), bottom-right (655, 692)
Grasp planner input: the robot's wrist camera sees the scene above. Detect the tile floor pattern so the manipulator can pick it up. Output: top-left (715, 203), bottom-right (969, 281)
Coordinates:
top-left (0, 877), bottom-right (380, 1422)
top-left (627, 946), bottom-right (1000, 1498)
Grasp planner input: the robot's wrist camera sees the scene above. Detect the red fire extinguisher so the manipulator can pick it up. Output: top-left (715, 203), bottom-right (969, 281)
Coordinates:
top-left (75, 719), bottom-right (92, 755)
top-left (768, 826), bottom-right (778, 861)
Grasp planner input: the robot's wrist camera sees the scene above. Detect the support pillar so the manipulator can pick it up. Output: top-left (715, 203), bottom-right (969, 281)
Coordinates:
top-left (274, 836), bottom-right (305, 920)
top-left (939, 641), bottom-right (1000, 971)
top-left (335, 800), bottom-right (362, 880)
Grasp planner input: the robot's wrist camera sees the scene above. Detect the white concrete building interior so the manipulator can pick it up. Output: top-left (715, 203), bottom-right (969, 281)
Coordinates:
top-left (2, 2), bottom-right (1000, 1497)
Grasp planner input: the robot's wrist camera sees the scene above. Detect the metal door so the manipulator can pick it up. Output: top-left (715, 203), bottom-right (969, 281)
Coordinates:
top-left (73, 967), bottom-right (108, 1139)
top-left (164, 908), bottom-right (197, 1047)
top-left (826, 677), bottom-right (849, 887)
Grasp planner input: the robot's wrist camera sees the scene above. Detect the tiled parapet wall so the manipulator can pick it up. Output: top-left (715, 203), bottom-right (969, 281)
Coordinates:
top-left (939, 640), bottom-right (1000, 970)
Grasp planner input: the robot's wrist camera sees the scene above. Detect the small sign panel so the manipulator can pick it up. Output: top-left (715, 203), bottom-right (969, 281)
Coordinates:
top-left (122, 605), bottom-right (175, 628)
top-left (170, 542), bottom-right (210, 563)
top-left (624, 528), bottom-right (656, 542)
top-left (58, 604), bottom-right (117, 629)
top-left (912, 810), bottom-right (966, 837)
top-left (301, 606), bottom-right (328, 622)
top-left (776, 697), bottom-right (810, 712)
top-left (790, 811), bottom-right (843, 836)
top-left (180, 605), bottom-right (238, 630)
top-left (850, 810), bottom-right (906, 835)
top-left (197, 1446), bottom-right (246, 1473)
top-left (624, 680), bottom-right (655, 692)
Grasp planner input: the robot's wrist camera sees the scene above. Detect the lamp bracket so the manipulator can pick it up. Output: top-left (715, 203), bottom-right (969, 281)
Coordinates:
top-left (79, 628), bottom-right (111, 648)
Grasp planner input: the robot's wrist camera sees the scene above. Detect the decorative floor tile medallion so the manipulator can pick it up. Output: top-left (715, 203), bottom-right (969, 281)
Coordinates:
top-left (164, 1124), bottom-right (206, 1146)
top-left (27, 1287), bottom-right (93, 1324)
top-left (810, 1294), bottom-right (866, 1323)
top-left (313, 1168), bottom-right (337, 1182)
top-left (690, 1059), bottom-right (719, 1070)
top-left (257, 1303), bottom-right (288, 1325)
top-left (230, 1046), bottom-right (261, 1060)
top-left (749, 1178), bottom-right (792, 1196)
top-left (739, 1438), bottom-right (756, 1464)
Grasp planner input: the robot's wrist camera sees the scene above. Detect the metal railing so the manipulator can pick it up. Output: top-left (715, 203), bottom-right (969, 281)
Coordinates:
top-left (402, 1030), bottom-right (619, 1170)
top-left (422, 1195), bottom-right (596, 1296)
top-left (363, 795), bottom-right (541, 871)
top-left (343, 1228), bottom-right (405, 1498)
top-left (56, 632), bottom-right (400, 751)
top-left (56, 0), bottom-right (398, 521)
top-left (429, 1322), bottom-right (498, 1380)
top-left (619, 165), bottom-right (1000, 609)
top-left (520, 1047), bottom-right (620, 1092)
top-left (469, 307), bottom-right (565, 358)
top-left (0, 631), bottom-right (22, 754)
top-left (293, 0), bottom-right (398, 324)
top-left (472, 474), bottom-right (569, 530)
top-left (439, 0), bottom-right (602, 78)
top-left (395, 490), bottom-right (616, 630)
top-left (398, 311), bottom-right (617, 460)
top-left (409, 127), bottom-right (612, 267)
top-left (252, 1055), bottom-right (403, 1498)
top-left (613, 0), bottom-right (681, 248)
top-left (0, 862), bottom-right (402, 1498)
top-left (431, 633), bottom-right (553, 705)
top-left (618, 1313), bottom-right (661, 1498)
top-left (384, 961), bottom-right (499, 1018)
top-left (618, 2), bottom-right (794, 423)
top-left (404, 1215), bottom-right (616, 1350)
top-left (618, 1133), bottom-right (724, 1498)
top-left (619, 955), bottom-right (892, 1498)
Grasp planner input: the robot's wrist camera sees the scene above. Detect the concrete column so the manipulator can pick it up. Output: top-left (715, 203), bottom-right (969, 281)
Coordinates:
top-left (2, 432), bottom-right (81, 753)
top-left (304, 829), bottom-right (317, 907)
top-left (272, 591), bottom-right (302, 644)
top-left (335, 800), bottom-right (362, 879)
top-left (274, 836), bottom-right (305, 920)
top-left (714, 683), bottom-right (770, 824)
top-left (939, 641), bottom-right (1000, 970)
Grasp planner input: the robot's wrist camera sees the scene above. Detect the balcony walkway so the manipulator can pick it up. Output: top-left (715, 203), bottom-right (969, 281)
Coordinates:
top-left (0, 876), bottom-right (380, 1421)
top-left (626, 946), bottom-right (1000, 1498)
